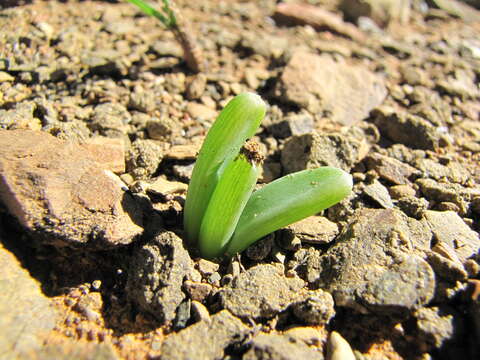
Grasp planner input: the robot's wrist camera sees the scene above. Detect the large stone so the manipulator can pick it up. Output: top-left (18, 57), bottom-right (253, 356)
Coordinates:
top-left (219, 264), bottom-right (305, 319)
top-left (274, 53), bottom-right (386, 125)
top-left (0, 130), bottom-right (143, 249)
top-left (127, 231), bottom-right (193, 323)
top-left (159, 310), bottom-right (250, 360)
top-left (372, 107), bottom-right (443, 150)
top-left (316, 209), bottom-right (435, 315)
top-left (281, 133), bottom-right (361, 173)
top-left (0, 242), bottom-right (58, 359)
top-left (365, 153), bottom-right (418, 185)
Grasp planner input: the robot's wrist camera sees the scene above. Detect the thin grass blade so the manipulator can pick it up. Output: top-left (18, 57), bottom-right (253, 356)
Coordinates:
top-left (224, 167), bottom-right (353, 256)
top-left (126, 0), bottom-right (170, 26)
top-left (184, 93), bottom-right (266, 244)
top-left (198, 142), bottom-right (262, 258)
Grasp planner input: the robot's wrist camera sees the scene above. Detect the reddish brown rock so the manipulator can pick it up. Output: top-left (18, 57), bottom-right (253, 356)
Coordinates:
top-left (0, 129), bottom-right (143, 249)
top-left (274, 53), bottom-right (387, 125)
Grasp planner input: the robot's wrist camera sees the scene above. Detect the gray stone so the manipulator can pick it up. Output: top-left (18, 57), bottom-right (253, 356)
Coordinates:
top-left (372, 107), bottom-right (442, 150)
top-left (292, 289), bottom-right (335, 325)
top-left (363, 180), bottom-right (394, 208)
top-left (146, 117), bottom-right (181, 141)
top-left (317, 209), bottom-right (434, 315)
top-left (243, 333), bottom-right (324, 360)
top-left (89, 103), bottom-right (131, 137)
top-left (283, 327), bottom-right (327, 347)
top-left (274, 53), bottom-right (386, 125)
top-left (284, 216), bottom-right (339, 245)
top-left (397, 196), bottom-right (429, 219)
top-left (128, 91), bottom-right (156, 113)
top-left (241, 32), bottom-right (289, 59)
top-left (365, 153), bottom-right (418, 185)
top-left (423, 210), bottom-right (480, 265)
top-left (160, 310), bottom-right (250, 360)
top-left (0, 130), bottom-right (143, 249)
top-left (183, 280), bottom-right (212, 302)
top-left (417, 178), bottom-right (479, 216)
top-left (186, 74), bottom-right (207, 100)
top-left (414, 307), bottom-right (456, 349)
top-left (412, 158), bottom-right (470, 184)
top-left (173, 163), bottom-right (195, 181)
top-left (0, 242), bottom-right (58, 359)
top-left (388, 184), bottom-right (416, 199)
top-left (126, 139), bottom-right (164, 179)
top-left (220, 264), bottom-right (305, 319)
top-left (127, 231), bottom-right (193, 323)
top-left (197, 258), bottom-right (220, 277)
top-left (281, 133), bottom-right (361, 173)
top-left (151, 40), bottom-right (183, 58)
top-left (173, 299), bottom-right (191, 331)
top-left (0, 101), bottom-right (41, 131)
top-left (267, 113), bottom-right (314, 139)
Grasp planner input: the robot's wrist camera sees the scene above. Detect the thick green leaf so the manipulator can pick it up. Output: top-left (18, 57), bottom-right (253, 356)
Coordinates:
top-left (183, 93), bottom-right (266, 244)
top-left (199, 148), bottom-right (260, 259)
top-left (224, 167), bottom-right (353, 256)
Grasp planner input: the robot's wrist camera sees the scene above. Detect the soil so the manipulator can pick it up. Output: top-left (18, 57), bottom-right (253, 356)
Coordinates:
top-left (0, 1), bottom-right (479, 360)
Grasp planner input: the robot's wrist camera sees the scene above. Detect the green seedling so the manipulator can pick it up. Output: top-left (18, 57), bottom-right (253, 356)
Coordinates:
top-left (126, 0), bottom-right (176, 29)
top-left (184, 92), bottom-right (353, 259)
top-left (125, 0), bottom-right (204, 72)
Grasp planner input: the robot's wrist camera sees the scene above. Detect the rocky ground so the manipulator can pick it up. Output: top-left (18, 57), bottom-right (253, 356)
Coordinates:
top-left (0, 0), bottom-right (479, 359)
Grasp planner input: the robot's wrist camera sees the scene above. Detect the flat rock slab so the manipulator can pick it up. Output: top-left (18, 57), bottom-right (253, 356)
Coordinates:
top-left (160, 310), bottom-right (250, 360)
top-left (274, 53), bottom-right (386, 125)
top-left (0, 242), bottom-right (58, 359)
top-left (317, 208), bottom-right (435, 315)
top-left (0, 129), bottom-right (143, 249)
top-left (219, 264), bottom-right (305, 319)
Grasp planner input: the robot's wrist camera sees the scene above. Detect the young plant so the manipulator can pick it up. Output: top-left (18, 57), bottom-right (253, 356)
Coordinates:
top-left (184, 93), bottom-right (353, 259)
top-left (126, 0), bottom-right (204, 72)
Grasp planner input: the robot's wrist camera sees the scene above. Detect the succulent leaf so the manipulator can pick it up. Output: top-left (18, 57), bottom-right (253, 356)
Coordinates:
top-left (224, 167), bottom-right (353, 256)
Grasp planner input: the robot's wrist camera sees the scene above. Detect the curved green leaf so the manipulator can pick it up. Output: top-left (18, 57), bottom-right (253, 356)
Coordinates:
top-left (224, 167), bottom-right (353, 256)
top-left (183, 93), bottom-right (266, 244)
top-left (199, 150), bottom-right (260, 259)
